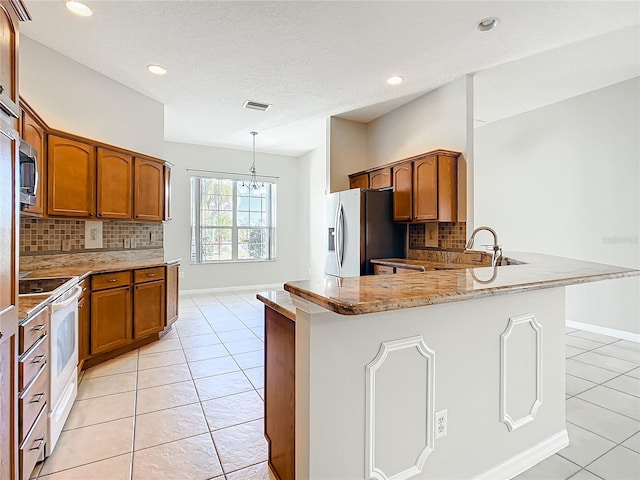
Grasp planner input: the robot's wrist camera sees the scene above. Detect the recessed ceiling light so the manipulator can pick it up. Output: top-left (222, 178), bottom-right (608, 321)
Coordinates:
top-left (387, 76), bottom-right (404, 85)
top-left (147, 64), bottom-right (167, 75)
top-left (65, 1), bottom-right (92, 17)
top-left (477, 17), bottom-right (499, 32)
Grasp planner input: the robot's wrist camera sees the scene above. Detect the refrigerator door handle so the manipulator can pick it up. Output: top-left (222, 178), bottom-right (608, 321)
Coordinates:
top-left (337, 203), bottom-right (345, 269)
top-left (334, 203), bottom-right (341, 271)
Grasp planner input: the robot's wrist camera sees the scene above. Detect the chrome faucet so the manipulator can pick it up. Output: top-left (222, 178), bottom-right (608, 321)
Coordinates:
top-left (466, 226), bottom-right (503, 268)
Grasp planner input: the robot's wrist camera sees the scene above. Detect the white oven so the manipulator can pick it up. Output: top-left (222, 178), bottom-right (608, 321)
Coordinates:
top-left (46, 283), bottom-right (82, 455)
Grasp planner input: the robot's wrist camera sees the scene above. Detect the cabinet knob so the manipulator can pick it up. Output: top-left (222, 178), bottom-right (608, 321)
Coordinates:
top-left (88, 213), bottom-right (94, 217)
top-left (147, 273), bottom-right (155, 277)
top-left (0, 331), bottom-right (3, 340)
top-left (108, 278), bottom-right (118, 283)
top-left (98, 213), bottom-right (103, 217)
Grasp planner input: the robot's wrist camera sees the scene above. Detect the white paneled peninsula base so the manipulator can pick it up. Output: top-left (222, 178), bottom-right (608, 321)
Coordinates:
top-left (258, 253), bottom-right (638, 480)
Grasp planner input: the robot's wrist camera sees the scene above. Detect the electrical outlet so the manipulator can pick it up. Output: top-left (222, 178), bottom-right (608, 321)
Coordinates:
top-left (179, 271), bottom-right (185, 279)
top-left (130, 237), bottom-right (135, 249)
top-left (61, 239), bottom-right (71, 251)
top-left (149, 232), bottom-right (155, 243)
top-left (435, 409), bottom-right (447, 439)
top-left (123, 238), bottom-right (131, 249)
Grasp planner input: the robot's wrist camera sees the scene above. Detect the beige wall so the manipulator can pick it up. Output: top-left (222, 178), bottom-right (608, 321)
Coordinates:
top-left (328, 76), bottom-right (472, 221)
top-left (20, 36), bottom-right (165, 158)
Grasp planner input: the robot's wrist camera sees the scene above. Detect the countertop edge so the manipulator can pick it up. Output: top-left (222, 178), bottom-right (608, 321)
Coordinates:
top-left (284, 269), bottom-right (638, 316)
top-left (257, 291), bottom-right (296, 321)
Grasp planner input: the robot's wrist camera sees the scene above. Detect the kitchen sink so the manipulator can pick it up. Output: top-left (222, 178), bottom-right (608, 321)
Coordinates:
top-left (19, 276), bottom-right (76, 296)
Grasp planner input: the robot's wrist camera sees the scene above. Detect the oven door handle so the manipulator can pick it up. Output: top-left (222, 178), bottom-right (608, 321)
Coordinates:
top-left (50, 285), bottom-right (83, 312)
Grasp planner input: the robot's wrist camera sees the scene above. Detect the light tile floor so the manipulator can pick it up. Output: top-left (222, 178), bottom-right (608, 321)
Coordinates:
top-left (30, 292), bottom-right (640, 479)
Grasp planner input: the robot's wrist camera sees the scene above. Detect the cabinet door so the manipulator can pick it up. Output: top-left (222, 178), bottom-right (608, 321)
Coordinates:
top-left (96, 148), bottom-right (132, 219)
top-left (165, 264), bottom-right (179, 327)
top-left (20, 110), bottom-right (45, 216)
top-left (369, 167), bottom-right (392, 189)
top-left (133, 280), bottom-right (165, 339)
top-left (134, 158), bottom-right (163, 221)
top-left (349, 173), bottom-right (369, 190)
top-left (163, 164), bottom-right (171, 221)
top-left (392, 162), bottom-right (412, 221)
top-left (47, 135), bottom-right (96, 217)
top-left (437, 155), bottom-right (457, 222)
top-left (91, 286), bottom-right (132, 355)
top-left (0, 117), bottom-right (18, 480)
top-left (413, 157), bottom-right (438, 221)
top-left (0, 1), bottom-right (18, 118)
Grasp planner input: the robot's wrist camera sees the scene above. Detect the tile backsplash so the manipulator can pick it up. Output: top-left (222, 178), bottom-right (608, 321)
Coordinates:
top-left (409, 222), bottom-right (467, 250)
top-left (20, 218), bottom-right (163, 254)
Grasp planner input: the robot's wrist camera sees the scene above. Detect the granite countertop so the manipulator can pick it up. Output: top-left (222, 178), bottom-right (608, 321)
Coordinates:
top-left (284, 252), bottom-right (639, 315)
top-left (257, 290), bottom-right (296, 321)
top-left (18, 258), bottom-right (181, 321)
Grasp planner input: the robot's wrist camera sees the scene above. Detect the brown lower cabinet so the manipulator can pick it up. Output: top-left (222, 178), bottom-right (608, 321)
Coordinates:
top-left (83, 264), bottom-right (179, 365)
top-left (265, 306), bottom-right (295, 480)
top-left (90, 282), bottom-right (132, 356)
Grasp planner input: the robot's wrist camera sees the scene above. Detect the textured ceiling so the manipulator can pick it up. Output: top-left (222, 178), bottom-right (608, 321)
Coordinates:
top-left (21, 1), bottom-right (640, 156)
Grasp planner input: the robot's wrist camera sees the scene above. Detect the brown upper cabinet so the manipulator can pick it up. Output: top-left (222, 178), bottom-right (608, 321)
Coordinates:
top-left (19, 99), bottom-right (171, 222)
top-left (20, 106), bottom-right (46, 216)
top-left (47, 135), bottom-right (96, 217)
top-left (349, 172), bottom-right (369, 190)
top-left (369, 167), bottom-right (392, 189)
top-left (134, 158), bottom-right (164, 222)
top-left (392, 162), bottom-right (412, 221)
top-left (349, 149), bottom-right (459, 223)
top-left (96, 148), bottom-right (132, 219)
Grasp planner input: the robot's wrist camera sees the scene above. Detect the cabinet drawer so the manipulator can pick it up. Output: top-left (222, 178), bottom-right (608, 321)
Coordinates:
top-left (19, 366), bottom-right (48, 443)
top-left (134, 267), bottom-right (165, 284)
top-left (19, 406), bottom-right (47, 480)
top-left (92, 271), bottom-right (131, 290)
top-left (19, 336), bottom-right (48, 391)
top-left (373, 265), bottom-right (395, 275)
top-left (396, 266), bottom-right (418, 274)
top-left (19, 307), bottom-right (49, 355)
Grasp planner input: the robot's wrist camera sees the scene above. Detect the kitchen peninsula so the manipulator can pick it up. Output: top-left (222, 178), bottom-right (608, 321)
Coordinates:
top-left (258, 252), bottom-right (638, 480)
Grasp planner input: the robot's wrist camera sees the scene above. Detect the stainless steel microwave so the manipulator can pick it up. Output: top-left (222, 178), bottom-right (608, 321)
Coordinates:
top-left (19, 138), bottom-right (37, 207)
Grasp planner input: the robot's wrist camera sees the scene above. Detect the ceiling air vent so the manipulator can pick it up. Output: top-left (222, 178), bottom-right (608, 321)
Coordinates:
top-left (243, 100), bottom-right (271, 112)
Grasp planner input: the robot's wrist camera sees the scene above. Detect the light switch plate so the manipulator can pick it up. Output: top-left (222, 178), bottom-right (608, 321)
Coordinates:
top-left (85, 220), bottom-right (103, 249)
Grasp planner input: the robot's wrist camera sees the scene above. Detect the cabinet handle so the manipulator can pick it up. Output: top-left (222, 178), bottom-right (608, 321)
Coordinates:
top-left (32, 355), bottom-right (46, 364)
top-left (31, 324), bottom-right (45, 332)
top-left (30, 438), bottom-right (45, 451)
top-left (146, 273), bottom-right (156, 277)
top-left (30, 392), bottom-right (45, 403)
top-left (0, 331), bottom-right (3, 340)
top-left (108, 279), bottom-right (118, 283)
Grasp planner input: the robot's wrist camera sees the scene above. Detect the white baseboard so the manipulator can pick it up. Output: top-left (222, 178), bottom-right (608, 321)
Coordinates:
top-left (566, 319), bottom-right (640, 343)
top-left (179, 283), bottom-right (283, 295)
top-left (474, 430), bottom-right (569, 480)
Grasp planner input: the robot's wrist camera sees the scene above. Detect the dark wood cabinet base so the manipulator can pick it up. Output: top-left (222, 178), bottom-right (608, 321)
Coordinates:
top-left (265, 306), bottom-right (295, 480)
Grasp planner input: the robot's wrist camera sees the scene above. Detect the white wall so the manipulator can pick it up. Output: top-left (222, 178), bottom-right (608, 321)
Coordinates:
top-left (328, 117), bottom-right (368, 193)
top-left (299, 144), bottom-right (327, 279)
top-left (164, 141), bottom-right (308, 291)
top-left (475, 78), bottom-right (640, 335)
top-left (20, 36), bottom-right (164, 157)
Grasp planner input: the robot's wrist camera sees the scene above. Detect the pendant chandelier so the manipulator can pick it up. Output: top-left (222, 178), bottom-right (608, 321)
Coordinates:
top-left (242, 131), bottom-right (264, 191)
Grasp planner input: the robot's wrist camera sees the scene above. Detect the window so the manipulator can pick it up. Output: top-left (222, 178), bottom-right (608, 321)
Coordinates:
top-left (190, 176), bottom-right (276, 263)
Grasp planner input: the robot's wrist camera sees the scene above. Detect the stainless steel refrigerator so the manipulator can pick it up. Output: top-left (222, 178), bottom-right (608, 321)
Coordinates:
top-left (324, 188), bottom-right (405, 277)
